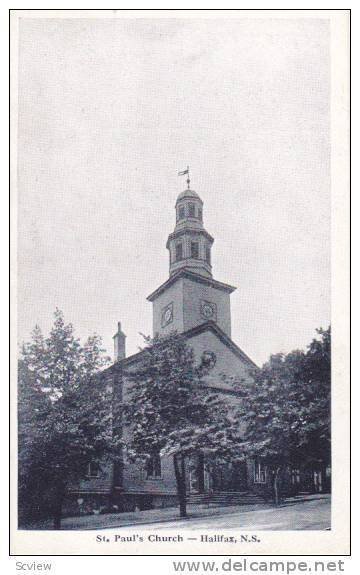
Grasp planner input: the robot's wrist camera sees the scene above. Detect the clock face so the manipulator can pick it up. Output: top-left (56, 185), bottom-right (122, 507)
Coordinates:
top-left (202, 304), bottom-right (214, 318)
top-left (161, 303), bottom-right (173, 327)
top-left (201, 300), bottom-right (217, 320)
top-left (164, 308), bottom-right (172, 323)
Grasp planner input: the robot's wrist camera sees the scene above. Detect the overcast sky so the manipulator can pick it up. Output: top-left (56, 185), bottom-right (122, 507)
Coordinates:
top-left (17, 16), bottom-right (330, 366)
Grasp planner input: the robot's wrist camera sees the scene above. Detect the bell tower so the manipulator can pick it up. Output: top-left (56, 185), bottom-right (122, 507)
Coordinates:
top-left (147, 174), bottom-right (236, 339)
top-left (166, 188), bottom-right (214, 278)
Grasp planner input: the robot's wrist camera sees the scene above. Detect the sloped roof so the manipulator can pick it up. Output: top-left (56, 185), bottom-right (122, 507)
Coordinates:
top-left (147, 269), bottom-right (236, 302)
top-left (105, 319), bottom-right (257, 375)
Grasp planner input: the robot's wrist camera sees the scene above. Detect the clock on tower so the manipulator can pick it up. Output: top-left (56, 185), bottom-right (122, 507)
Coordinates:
top-left (200, 300), bottom-right (217, 321)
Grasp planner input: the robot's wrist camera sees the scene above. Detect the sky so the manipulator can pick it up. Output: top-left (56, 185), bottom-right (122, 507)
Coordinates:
top-left (17, 16), bottom-right (330, 366)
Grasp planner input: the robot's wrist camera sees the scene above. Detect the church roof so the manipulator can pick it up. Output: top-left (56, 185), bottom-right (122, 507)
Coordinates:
top-left (176, 189), bottom-right (203, 204)
top-left (105, 319), bottom-right (258, 374)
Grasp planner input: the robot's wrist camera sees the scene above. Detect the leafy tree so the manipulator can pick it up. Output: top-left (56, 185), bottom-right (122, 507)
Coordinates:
top-left (123, 332), bottom-right (243, 518)
top-left (18, 309), bottom-right (113, 529)
top-left (232, 327), bottom-right (331, 504)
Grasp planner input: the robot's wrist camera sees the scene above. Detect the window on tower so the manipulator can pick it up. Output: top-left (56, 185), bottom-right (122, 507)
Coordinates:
top-left (188, 203), bottom-right (195, 218)
top-left (197, 207), bottom-right (202, 221)
top-left (176, 242), bottom-right (183, 261)
top-left (206, 246), bottom-right (211, 264)
top-left (179, 206), bottom-right (185, 220)
top-left (191, 241), bottom-right (199, 259)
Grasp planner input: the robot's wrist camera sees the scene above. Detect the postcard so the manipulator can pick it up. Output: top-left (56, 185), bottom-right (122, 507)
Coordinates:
top-left (10, 9), bottom-right (350, 556)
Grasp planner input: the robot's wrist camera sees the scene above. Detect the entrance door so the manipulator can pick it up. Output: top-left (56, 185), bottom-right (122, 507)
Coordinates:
top-left (230, 462), bottom-right (248, 491)
top-left (211, 462), bottom-right (248, 491)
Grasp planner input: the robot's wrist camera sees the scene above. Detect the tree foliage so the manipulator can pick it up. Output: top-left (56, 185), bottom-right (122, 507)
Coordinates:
top-left (232, 326), bottom-right (331, 502)
top-left (18, 309), bottom-right (113, 528)
top-left (123, 332), bottom-right (243, 517)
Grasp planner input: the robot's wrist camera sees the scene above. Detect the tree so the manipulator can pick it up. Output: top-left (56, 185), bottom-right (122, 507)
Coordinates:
top-left (232, 327), bottom-right (331, 504)
top-left (123, 332), bottom-right (243, 518)
top-left (18, 309), bottom-right (113, 529)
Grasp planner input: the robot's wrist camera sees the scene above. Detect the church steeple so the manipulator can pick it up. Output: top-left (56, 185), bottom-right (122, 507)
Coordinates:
top-left (166, 188), bottom-right (214, 278)
top-left (147, 176), bottom-right (236, 339)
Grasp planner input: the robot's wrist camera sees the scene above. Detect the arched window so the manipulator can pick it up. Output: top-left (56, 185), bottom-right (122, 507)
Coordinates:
top-left (191, 241), bottom-right (199, 259)
top-left (205, 246), bottom-right (211, 264)
top-left (176, 242), bottom-right (183, 261)
top-left (178, 206), bottom-right (185, 220)
top-left (188, 203), bottom-right (195, 218)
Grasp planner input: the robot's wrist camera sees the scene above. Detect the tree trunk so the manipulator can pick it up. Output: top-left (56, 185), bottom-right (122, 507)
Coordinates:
top-left (197, 452), bottom-right (205, 493)
top-left (53, 484), bottom-right (65, 530)
top-left (273, 467), bottom-right (282, 506)
top-left (173, 453), bottom-right (187, 518)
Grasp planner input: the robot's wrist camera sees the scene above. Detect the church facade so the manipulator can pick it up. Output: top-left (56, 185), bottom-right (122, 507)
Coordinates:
top-left (64, 183), bottom-right (326, 516)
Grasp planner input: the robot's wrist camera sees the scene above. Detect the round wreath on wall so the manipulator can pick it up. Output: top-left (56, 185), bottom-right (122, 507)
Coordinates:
top-left (201, 350), bottom-right (217, 369)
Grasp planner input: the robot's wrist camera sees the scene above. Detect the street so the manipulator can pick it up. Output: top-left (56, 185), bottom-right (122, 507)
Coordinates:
top-left (106, 494), bottom-right (331, 532)
top-left (29, 493), bottom-right (330, 531)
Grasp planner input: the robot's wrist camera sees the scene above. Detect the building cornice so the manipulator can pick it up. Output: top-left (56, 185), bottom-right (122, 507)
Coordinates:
top-left (166, 227), bottom-right (214, 249)
top-left (146, 269), bottom-right (236, 302)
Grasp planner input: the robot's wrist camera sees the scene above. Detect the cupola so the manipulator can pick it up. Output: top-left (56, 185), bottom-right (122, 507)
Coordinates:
top-left (166, 185), bottom-right (214, 278)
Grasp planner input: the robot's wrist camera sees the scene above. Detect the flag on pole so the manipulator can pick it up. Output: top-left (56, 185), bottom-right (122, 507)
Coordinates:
top-left (178, 168), bottom-right (189, 176)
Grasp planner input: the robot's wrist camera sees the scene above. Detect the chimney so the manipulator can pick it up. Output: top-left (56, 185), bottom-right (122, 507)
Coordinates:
top-left (113, 322), bottom-right (126, 362)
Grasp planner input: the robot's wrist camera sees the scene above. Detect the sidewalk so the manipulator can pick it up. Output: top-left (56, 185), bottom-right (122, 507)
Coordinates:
top-left (25, 493), bottom-right (330, 531)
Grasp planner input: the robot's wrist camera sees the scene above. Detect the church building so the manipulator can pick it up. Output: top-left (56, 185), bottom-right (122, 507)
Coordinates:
top-left (66, 180), bottom-right (288, 515)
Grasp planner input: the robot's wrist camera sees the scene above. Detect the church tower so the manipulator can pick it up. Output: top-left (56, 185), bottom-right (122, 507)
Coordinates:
top-left (147, 176), bottom-right (236, 339)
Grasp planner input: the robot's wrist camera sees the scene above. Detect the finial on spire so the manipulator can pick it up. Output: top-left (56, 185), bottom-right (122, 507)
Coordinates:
top-left (178, 166), bottom-right (190, 189)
